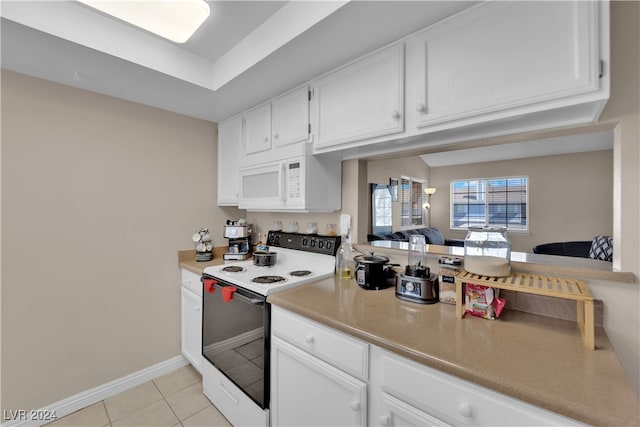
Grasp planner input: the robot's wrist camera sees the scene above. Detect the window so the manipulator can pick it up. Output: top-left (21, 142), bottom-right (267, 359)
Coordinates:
top-left (371, 184), bottom-right (393, 235)
top-left (400, 177), bottom-right (425, 227)
top-left (451, 176), bottom-right (528, 231)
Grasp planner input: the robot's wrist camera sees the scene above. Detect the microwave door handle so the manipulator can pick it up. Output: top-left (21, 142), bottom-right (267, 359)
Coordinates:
top-left (280, 163), bottom-right (287, 201)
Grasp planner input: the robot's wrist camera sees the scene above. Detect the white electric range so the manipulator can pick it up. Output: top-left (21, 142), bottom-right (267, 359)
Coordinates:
top-left (200, 231), bottom-right (341, 427)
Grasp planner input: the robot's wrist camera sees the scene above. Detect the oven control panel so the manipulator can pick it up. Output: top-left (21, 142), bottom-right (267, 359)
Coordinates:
top-left (267, 231), bottom-right (341, 256)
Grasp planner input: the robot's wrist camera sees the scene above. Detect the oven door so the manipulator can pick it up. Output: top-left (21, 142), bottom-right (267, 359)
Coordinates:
top-left (201, 275), bottom-right (269, 409)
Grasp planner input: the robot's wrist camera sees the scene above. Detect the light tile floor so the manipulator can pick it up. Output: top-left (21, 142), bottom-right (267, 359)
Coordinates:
top-left (46, 365), bottom-right (232, 427)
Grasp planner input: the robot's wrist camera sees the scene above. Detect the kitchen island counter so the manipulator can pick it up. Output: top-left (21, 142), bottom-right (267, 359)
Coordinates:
top-left (267, 276), bottom-right (640, 426)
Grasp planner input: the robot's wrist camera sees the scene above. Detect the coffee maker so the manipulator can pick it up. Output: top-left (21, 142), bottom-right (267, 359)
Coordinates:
top-left (223, 219), bottom-right (253, 260)
top-left (396, 234), bottom-right (439, 304)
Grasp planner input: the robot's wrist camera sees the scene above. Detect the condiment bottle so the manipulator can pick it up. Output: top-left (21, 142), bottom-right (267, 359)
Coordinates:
top-left (335, 235), bottom-right (354, 279)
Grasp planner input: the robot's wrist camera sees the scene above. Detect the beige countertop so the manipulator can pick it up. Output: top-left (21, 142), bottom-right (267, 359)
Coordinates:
top-left (267, 276), bottom-right (640, 426)
top-left (366, 241), bottom-right (637, 283)
top-left (178, 248), bottom-right (227, 274)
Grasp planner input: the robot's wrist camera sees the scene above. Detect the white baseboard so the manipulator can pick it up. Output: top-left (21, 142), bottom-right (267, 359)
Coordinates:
top-left (2, 355), bottom-right (190, 427)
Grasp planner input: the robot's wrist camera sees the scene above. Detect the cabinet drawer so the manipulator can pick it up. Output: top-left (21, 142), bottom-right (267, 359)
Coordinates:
top-left (202, 361), bottom-right (268, 427)
top-left (380, 350), bottom-right (581, 426)
top-left (271, 307), bottom-right (369, 380)
top-left (181, 269), bottom-right (202, 297)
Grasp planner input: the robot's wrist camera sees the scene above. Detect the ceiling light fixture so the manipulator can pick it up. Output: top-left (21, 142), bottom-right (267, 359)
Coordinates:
top-left (78, 0), bottom-right (210, 43)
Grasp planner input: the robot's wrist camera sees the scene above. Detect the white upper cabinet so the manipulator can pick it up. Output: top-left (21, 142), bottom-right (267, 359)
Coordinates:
top-left (217, 115), bottom-right (242, 205)
top-left (311, 44), bottom-right (404, 150)
top-left (243, 103), bottom-right (272, 155)
top-left (408, 1), bottom-right (607, 132)
top-left (272, 86), bottom-right (311, 148)
top-left (238, 85), bottom-right (312, 169)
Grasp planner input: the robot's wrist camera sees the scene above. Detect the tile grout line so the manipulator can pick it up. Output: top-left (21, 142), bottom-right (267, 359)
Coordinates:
top-left (150, 379), bottom-right (182, 424)
top-left (107, 382), bottom-right (166, 425)
top-left (101, 400), bottom-right (113, 426)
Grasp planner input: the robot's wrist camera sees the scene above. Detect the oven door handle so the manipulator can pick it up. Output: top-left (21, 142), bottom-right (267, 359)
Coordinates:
top-left (213, 283), bottom-right (265, 305)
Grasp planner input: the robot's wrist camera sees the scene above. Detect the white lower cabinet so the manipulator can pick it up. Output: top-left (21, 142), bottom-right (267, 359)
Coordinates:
top-left (271, 337), bottom-right (367, 426)
top-left (270, 306), bottom-right (368, 426)
top-left (271, 307), bottom-right (583, 427)
top-left (378, 392), bottom-right (448, 427)
top-left (180, 269), bottom-right (202, 373)
top-left (370, 347), bottom-right (583, 427)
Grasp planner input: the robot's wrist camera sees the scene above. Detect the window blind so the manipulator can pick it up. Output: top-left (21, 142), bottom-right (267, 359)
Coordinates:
top-left (400, 177), bottom-right (425, 227)
top-left (451, 176), bottom-right (528, 231)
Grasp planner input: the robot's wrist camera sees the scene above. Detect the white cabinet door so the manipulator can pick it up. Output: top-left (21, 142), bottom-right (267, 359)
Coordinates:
top-left (378, 393), bottom-right (449, 427)
top-left (271, 336), bottom-right (367, 427)
top-left (410, 1), bottom-right (603, 130)
top-left (272, 86), bottom-right (310, 148)
top-left (181, 286), bottom-right (202, 373)
top-left (376, 347), bottom-right (582, 427)
top-left (312, 44), bottom-right (404, 150)
top-left (217, 115), bottom-right (241, 205)
top-left (243, 103), bottom-right (272, 155)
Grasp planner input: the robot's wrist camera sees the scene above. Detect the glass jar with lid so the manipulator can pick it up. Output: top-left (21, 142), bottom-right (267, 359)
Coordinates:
top-left (464, 227), bottom-right (511, 277)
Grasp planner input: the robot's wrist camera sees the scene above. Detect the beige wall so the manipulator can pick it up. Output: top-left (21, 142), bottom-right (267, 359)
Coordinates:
top-left (600, 1), bottom-right (640, 277)
top-left (0, 71), bottom-right (244, 412)
top-left (597, 0), bottom-right (640, 393)
top-left (429, 150), bottom-right (614, 253)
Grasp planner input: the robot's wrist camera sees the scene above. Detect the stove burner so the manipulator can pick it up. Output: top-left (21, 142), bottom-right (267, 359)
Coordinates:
top-left (222, 266), bottom-right (244, 273)
top-left (289, 270), bottom-right (312, 277)
top-left (252, 275), bottom-right (286, 284)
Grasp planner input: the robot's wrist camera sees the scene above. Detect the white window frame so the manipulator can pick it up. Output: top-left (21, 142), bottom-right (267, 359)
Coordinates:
top-left (450, 176), bottom-right (529, 232)
top-left (400, 176), bottom-right (426, 229)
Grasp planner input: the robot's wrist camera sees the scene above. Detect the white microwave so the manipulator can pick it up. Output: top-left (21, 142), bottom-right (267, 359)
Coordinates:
top-left (238, 155), bottom-right (342, 212)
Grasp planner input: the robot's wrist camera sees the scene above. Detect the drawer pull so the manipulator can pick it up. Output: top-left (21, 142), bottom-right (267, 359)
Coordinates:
top-left (349, 400), bottom-right (360, 411)
top-left (391, 110), bottom-right (401, 119)
top-left (379, 415), bottom-right (390, 426)
top-left (304, 334), bottom-right (315, 345)
top-left (458, 402), bottom-right (473, 418)
top-left (416, 103), bottom-right (426, 113)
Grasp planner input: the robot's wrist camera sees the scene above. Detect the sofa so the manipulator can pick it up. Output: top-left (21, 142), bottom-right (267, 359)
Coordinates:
top-left (367, 227), bottom-right (465, 247)
top-left (532, 236), bottom-right (613, 261)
